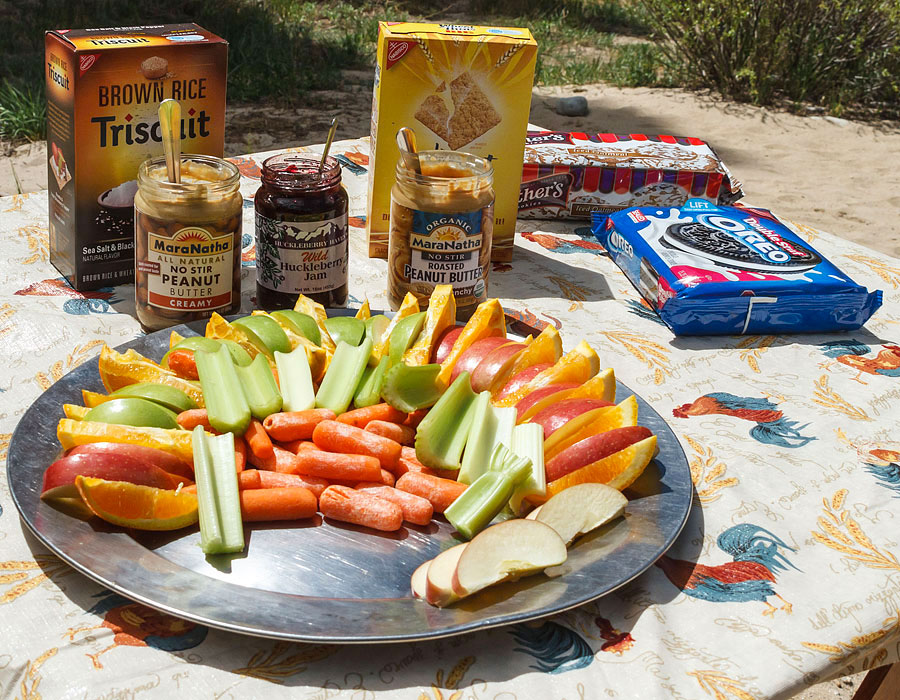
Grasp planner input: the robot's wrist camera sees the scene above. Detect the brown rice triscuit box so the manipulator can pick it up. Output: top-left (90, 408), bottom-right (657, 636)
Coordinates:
top-left (368, 22), bottom-right (537, 261)
top-left (45, 24), bottom-right (227, 290)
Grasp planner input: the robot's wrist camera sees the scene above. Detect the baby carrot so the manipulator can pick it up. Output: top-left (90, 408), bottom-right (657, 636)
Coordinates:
top-left (313, 420), bottom-right (401, 471)
top-left (238, 469), bottom-right (329, 498)
top-left (247, 445), bottom-right (299, 473)
top-left (365, 420), bottom-right (415, 446)
top-left (336, 403), bottom-right (407, 428)
top-left (176, 408), bottom-right (211, 431)
top-left (263, 408), bottom-right (336, 442)
top-left (355, 483), bottom-right (434, 525)
top-left (395, 446), bottom-right (457, 479)
top-left (276, 439), bottom-right (320, 454)
top-left (404, 408), bottom-right (428, 429)
top-left (239, 487), bottom-right (317, 522)
top-left (396, 471), bottom-right (467, 514)
top-left (167, 349), bottom-right (199, 380)
top-left (330, 468), bottom-right (396, 489)
top-left (244, 418), bottom-right (274, 461)
top-left (319, 485), bottom-right (403, 532)
top-left (234, 435), bottom-right (247, 472)
top-left (293, 449), bottom-right (382, 482)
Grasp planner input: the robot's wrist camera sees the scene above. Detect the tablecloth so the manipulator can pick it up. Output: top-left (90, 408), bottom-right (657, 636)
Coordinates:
top-left (2, 137), bottom-right (900, 700)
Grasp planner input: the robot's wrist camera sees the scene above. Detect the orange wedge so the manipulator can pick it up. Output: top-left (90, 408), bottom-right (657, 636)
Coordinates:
top-left (544, 435), bottom-right (658, 498)
top-left (98, 345), bottom-right (204, 407)
top-left (82, 389), bottom-right (109, 408)
top-left (293, 294), bottom-right (336, 353)
top-left (404, 284), bottom-right (456, 366)
top-left (518, 368), bottom-right (616, 423)
top-left (355, 298), bottom-right (371, 321)
top-left (58, 419), bottom-right (197, 464)
top-left (437, 298), bottom-right (506, 386)
top-left (63, 404), bottom-right (90, 420)
top-left (169, 330), bottom-right (185, 349)
top-left (75, 476), bottom-right (198, 530)
top-left (544, 395), bottom-right (638, 461)
top-left (494, 340), bottom-right (600, 408)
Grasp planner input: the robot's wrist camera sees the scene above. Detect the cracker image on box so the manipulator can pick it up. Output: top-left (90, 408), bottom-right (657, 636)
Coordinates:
top-left (368, 23), bottom-right (537, 262)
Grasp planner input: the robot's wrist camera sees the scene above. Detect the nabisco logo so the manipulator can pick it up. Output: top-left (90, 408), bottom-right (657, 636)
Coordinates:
top-left (79, 53), bottom-right (99, 76)
top-left (385, 40), bottom-right (413, 69)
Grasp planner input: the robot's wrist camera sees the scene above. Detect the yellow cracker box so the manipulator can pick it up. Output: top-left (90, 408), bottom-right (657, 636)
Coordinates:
top-left (45, 24), bottom-right (227, 291)
top-left (368, 22), bottom-right (537, 261)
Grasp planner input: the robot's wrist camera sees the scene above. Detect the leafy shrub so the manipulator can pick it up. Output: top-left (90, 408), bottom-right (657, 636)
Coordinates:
top-left (640, 0), bottom-right (900, 116)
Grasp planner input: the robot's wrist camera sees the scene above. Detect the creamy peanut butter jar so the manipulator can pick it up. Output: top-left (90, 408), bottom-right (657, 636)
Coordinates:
top-left (388, 151), bottom-right (494, 320)
top-left (134, 154), bottom-right (242, 331)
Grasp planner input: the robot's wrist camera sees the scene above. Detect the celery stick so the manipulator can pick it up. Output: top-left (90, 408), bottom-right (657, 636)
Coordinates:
top-left (457, 392), bottom-right (492, 484)
top-left (509, 423), bottom-right (546, 515)
top-left (195, 345), bottom-right (251, 434)
top-left (208, 431), bottom-right (244, 553)
top-left (414, 372), bottom-right (477, 470)
top-left (275, 347), bottom-right (315, 412)
top-left (354, 355), bottom-right (390, 408)
top-left (235, 353), bottom-right (283, 420)
top-left (444, 471), bottom-right (517, 540)
top-left (192, 426), bottom-right (223, 553)
top-left (489, 443), bottom-right (532, 484)
top-left (315, 338), bottom-right (373, 414)
top-left (458, 402), bottom-right (516, 485)
top-left (381, 362), bottom-right (442, 412)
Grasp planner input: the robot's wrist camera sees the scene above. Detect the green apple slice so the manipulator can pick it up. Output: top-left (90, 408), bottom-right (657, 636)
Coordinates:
top-left (161, 336), bottom-right (221, 368)
top-left (233, 315), bottom-right (291, 357)
top-left (388, 311), bottom-right (426, 366)
top-left (323, 316), bottom-right (365, 347)
top-left (111, 382), bottom-right (198, 413)
top-left (270, 309), bottom-right (321, 346)
top-left (85, 398), bottom-right (179, 430)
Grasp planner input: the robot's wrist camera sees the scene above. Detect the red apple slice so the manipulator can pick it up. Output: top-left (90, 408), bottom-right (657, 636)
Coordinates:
top-left (514, 383), bottom-right (579, 421)
top-left (425, 543), bottom-right (468, 607)
top-left (470, 342), bottom-right (526, 392)
top-left (67, 442), bottom-right (193, 480)
top-left (535, 483), bottom-right (627, 545)
top-left (451, 519), bottom-right (567, 598)
top-left (545, 426), bottom-right (653, 482)
top-left (411, 560), bottom-right (431, 599)
top-left (432, 325), bottom-right (464, 364)
top-left (497, 363), bottom-right (552, 400)
top-left (531, 398), bottom-right (615, 439)
top-left (449, 337), bottom-right (513, 384)
top-left (41, 452), bottom-right (187, 503)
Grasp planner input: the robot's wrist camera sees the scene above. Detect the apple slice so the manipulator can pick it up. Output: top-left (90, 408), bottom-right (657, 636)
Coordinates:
top-left (411, 560), bottom-right (431, 599)
top-left (514, 382), bottom-right (577, 419)
top-left (425, 543), bottom-right (468, 607)
top-left (451, 519), bottom-right (566, 598)
top-left (432, 325), bottom-right (464, 364)
top-left (525, 505), bottom-right (542, 520)
top-left (67, 442), bottom-right (193, 480)
top-left (544, 395), bottom-right (639, 462)
top-left (470, 342), bottom-right (526, 392)
top-left (449, 337), bottom-right (512, 384)
top-left (535, 483), bottom-right (627, 546)
top-left (497, 363), bottom-right (552, 401)
top-left (546, 426), bottom-right (653, 482)
top-left (530, 398), bottom-right (615, 439)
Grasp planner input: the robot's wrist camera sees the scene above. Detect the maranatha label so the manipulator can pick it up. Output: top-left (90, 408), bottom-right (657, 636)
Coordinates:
top-left (144, 226), bottom-right (234, 310)
top-left (406, 208), bottom-right (486, 301)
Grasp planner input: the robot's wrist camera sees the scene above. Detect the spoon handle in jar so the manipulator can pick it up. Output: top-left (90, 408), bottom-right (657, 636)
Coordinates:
top-left (158, 99), bottom-right (182, 184)
top-left (318, 116), bottom-right (339, 177)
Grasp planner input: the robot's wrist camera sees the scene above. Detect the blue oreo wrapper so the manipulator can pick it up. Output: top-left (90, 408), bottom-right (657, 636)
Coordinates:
top-left (591, 199), bottom-right (883, 335)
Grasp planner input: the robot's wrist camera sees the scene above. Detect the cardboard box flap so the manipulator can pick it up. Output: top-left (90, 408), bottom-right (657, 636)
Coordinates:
top-left (380, 22), bottom-right (534, 43)
top-left (48, 24), bottom-right (226, 51)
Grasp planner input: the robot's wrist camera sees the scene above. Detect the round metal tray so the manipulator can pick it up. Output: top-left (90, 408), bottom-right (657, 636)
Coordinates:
top-left (8, 312), bottom-right (692, 643)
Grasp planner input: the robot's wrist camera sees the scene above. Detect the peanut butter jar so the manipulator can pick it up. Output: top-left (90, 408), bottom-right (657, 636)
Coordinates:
top-left (388, 151), bottom-right (494, 320)
top-left (134, 154), bottom-right (242, 332)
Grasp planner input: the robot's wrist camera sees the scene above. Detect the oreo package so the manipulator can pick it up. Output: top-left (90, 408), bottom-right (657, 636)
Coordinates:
top-left (592, 199), bottom-right (883, 335)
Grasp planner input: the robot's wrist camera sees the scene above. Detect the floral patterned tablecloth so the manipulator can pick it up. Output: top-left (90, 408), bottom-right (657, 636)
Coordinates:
top-left (2, 138), bottom-right (900, 700)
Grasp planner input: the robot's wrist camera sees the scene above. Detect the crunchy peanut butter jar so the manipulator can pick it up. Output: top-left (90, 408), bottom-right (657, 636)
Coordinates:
top-left (388, 151), bottom-right (494, 320)
top-left (134, 154), bottom-right (242, 331)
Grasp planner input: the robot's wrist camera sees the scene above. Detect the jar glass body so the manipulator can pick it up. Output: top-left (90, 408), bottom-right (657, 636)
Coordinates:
top-left (254, 154), bottom-right (349, 311)
top-left (388, 151), bottom-right (494, 321)
top-left (134, 154), bottom-right (242, 332)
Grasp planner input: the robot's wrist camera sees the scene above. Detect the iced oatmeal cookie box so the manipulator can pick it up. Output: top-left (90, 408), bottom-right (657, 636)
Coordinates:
top-left (367, 22), bottom-right (537, 261)
top-left (519, 131), bottom-right (743, 220)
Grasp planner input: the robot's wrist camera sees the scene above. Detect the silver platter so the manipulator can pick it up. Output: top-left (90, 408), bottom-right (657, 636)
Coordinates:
top-left (7, 312), bottom-right (692, 643)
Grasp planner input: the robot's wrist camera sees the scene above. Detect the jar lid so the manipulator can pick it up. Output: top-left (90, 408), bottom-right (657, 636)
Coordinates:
top-left (261, 154), bottom-right (342, 191)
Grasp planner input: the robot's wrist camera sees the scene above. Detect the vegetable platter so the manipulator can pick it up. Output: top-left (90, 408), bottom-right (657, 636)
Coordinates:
top-left (7, 290), bottom-right (692, 642)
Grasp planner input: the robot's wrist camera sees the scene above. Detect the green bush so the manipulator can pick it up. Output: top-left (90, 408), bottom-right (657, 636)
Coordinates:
top-left (640, 0), bottom-right (900, 116)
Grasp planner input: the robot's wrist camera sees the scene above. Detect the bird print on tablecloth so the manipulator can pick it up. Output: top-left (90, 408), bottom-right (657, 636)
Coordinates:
top-left (509, 621), bottom-right (594, 674)
top-left (672, 392), bottom-right (816, 448)
top-left (14, 278), bottom-right (118, 314)
top-left (64, 591), bottom-right (208, 669)
top-left (520, 228), bottom-right (607, 256)
top-left (656, 524), bottom-right (799, 616)
top-left (818, 340), bottom-right (900, 384)
top-left (863, 448), bottom-right (900, 498)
